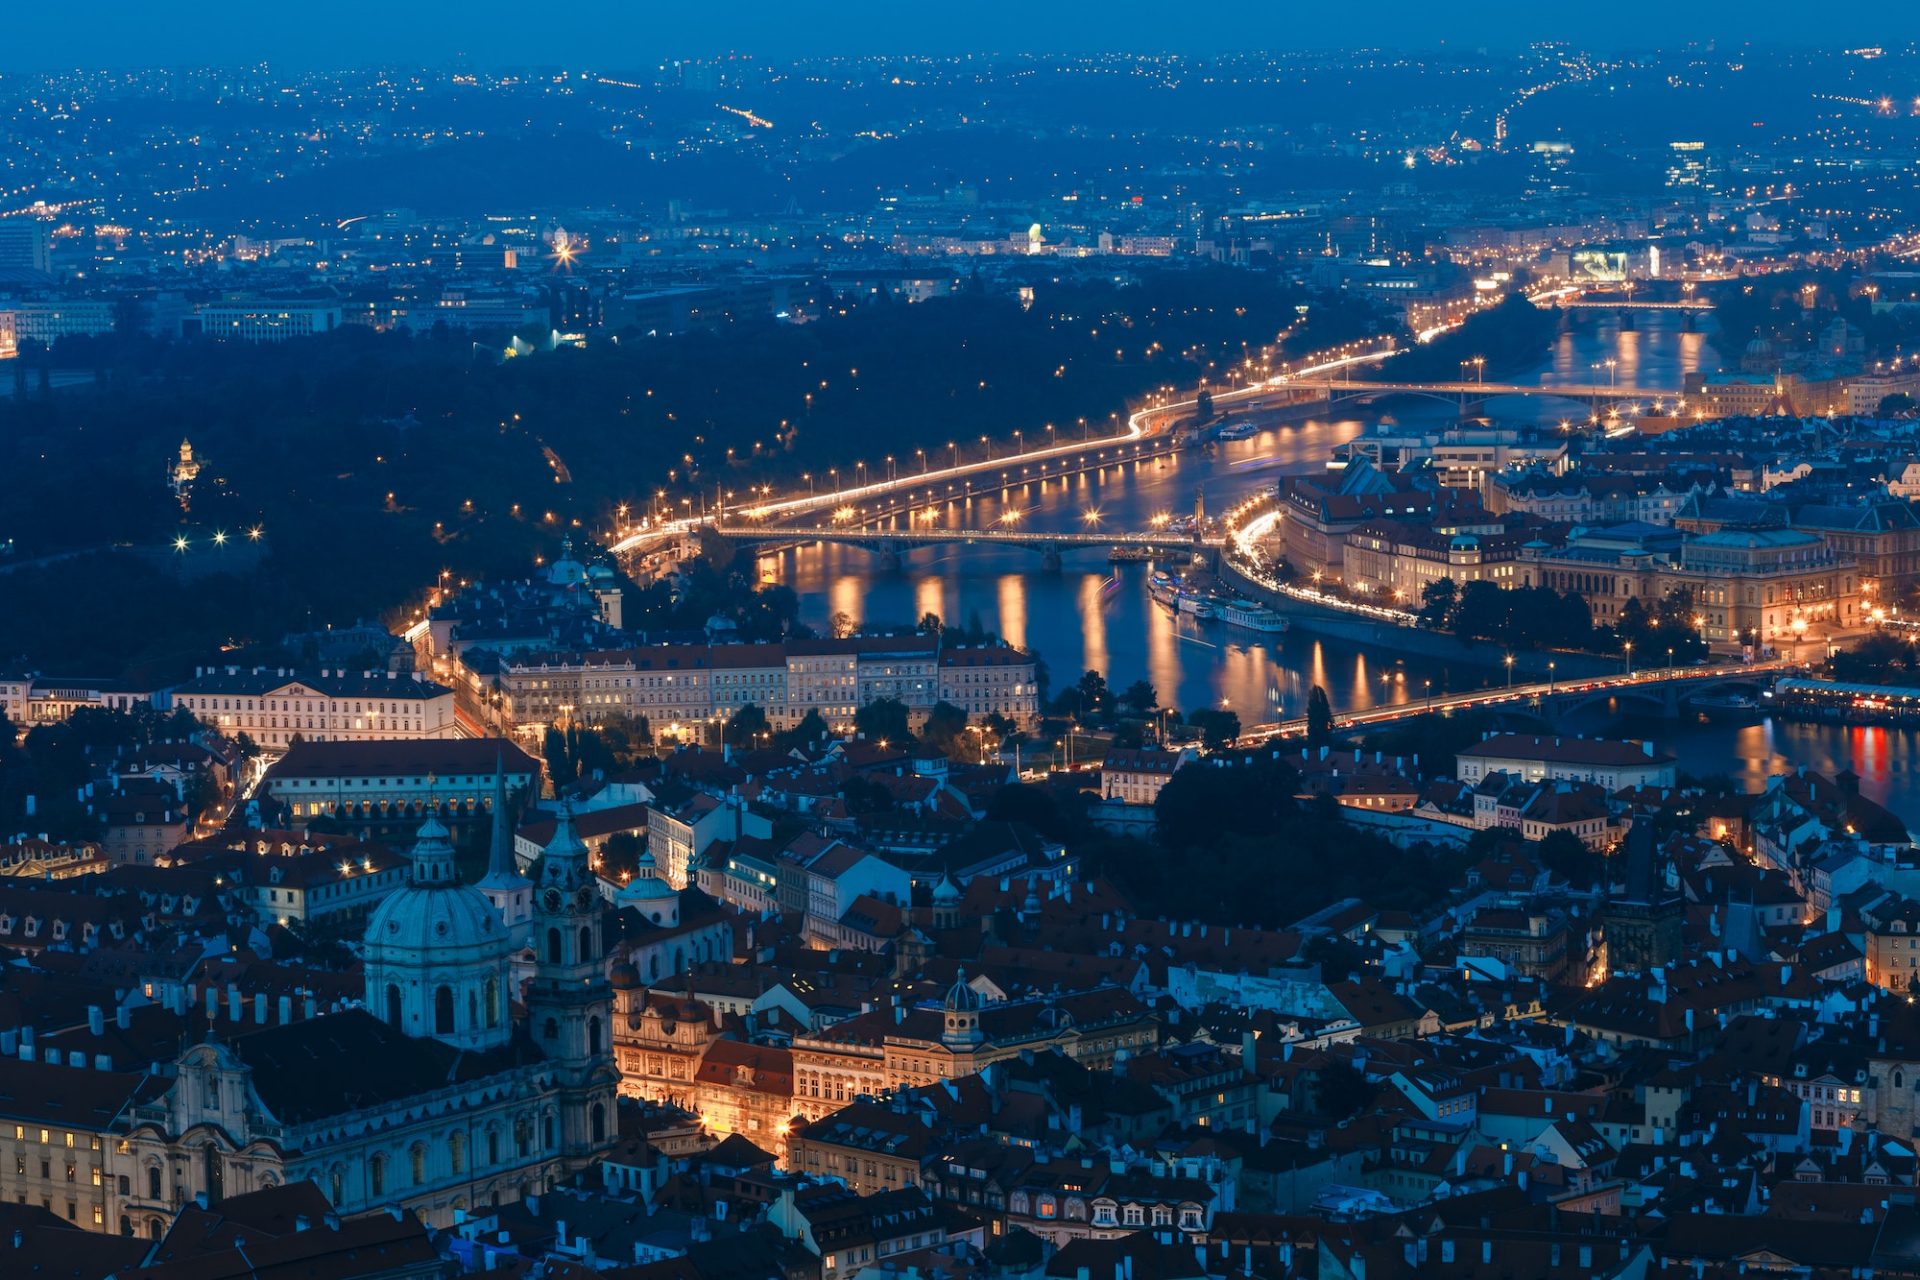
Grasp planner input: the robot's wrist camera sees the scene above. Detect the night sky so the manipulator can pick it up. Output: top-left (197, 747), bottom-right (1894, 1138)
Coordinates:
top-left (5, 0), bottom-right (1916, 70)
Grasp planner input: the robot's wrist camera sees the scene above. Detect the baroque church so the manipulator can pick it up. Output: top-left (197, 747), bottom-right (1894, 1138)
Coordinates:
top-left (118, 804), bottom-right (617, 1230)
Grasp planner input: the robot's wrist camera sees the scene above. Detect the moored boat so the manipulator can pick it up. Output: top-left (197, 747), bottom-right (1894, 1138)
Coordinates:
top-left (1216, 599), bottom-right (1289, 633)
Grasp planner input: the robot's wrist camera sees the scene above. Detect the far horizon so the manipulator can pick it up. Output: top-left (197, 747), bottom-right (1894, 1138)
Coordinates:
top-left (5, 2), bottom-right (1919, 72)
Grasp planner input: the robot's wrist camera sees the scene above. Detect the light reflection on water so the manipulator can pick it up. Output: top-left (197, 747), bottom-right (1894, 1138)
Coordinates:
top-left (1565, 710), bottom-right (1920, 826)
top-left (752, 315), bottom-right (1920, 823)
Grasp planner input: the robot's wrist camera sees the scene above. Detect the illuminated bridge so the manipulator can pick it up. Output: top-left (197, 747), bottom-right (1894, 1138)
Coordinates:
top-left (1556, 298), bottom-right (1712, 311)
top-left (1288, 376), bottom-right (1670, 413)
top-left (704, 523), bottom-right (1221, 568)
top-left (1243, 662), bottom-right (1793, 742)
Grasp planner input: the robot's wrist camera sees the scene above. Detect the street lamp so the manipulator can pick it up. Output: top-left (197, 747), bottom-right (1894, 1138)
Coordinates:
top-left (1505, 654), bottom-right (1515, 689)
top-left (1548, 660), bottom-right (1556, 695)
top-left (1624, 641), bottom-right (1633, 676)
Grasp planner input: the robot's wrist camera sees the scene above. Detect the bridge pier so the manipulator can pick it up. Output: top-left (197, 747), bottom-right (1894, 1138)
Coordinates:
top-left (1041, 548), bottom-right (1063, 571)
top-left (878, 548), bottom-right (904, 572)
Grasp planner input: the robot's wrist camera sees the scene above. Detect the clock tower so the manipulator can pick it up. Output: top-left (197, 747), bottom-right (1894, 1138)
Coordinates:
top-left (526, 804), bottom-right (619, 1160)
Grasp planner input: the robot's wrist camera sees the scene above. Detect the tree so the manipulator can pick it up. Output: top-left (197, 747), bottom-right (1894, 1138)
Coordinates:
top-left (1186, 706), bottom-right (1241, 750)
top-left (1195, 389), bottom-right (1215, 422)
top-left (1417, 577), bottom-right (1457, 630)
top-left (1121, 680), bottom-right (1159, 715)
top-left (918, 611), bottom-right (944, 635)
top-left (1831, 631), bottom-right (1919, 683)
top-left (1059, 669), bottom-right (1111, 720)
top-left (775, 708), bottom-right (832, 751)
top-left (985, 783), bottom-right (1074, 841)
top-left (1879, 393), bottom-right (1917, 418)
top-left (830, 610), bottom-right (857, 639)
top-left (1451, 580), bottom-right (1507, 643)
top-left (1538, 829), bottom-right (1605, 889)
top-left (921, 700), bottom-right (969, 755)
top-left (1306, 685), bottom-right (1334, 749)
top-left (542, 726), bottom-right (575, 787)
top-left (723, 703), bottom-right (771, 748)
top-left (854, 697), bottom-right (914, 746)
top-left (599, 831), bottom-right (646, 882)
top-left (1314, 1062), bottom-right (1375, 1122)
top-left (181, 773), bottom-right (220, 824)
top-left (1616, 586), bottom-right (1708, 664)
top-left (839, 775), bottom-right (895, 815)
top-left (1153, 754), bottom-right (1300, 851)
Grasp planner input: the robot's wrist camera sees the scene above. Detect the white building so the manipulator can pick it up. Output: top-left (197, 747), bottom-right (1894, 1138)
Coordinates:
top-left (1456, 733), bottom-right (1676, 792)
top-left (168, 668), bottom-right (458, 750)
top-left (261, 737), bottom-right (538, 826)
top-left (1099, 747), bottom-right (1199, 807)
top-left (191, 303), bottom-right (342, 343)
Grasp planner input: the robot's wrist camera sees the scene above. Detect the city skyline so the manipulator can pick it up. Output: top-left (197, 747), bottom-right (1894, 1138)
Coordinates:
top-left (8, 1), bottom-right (1920, 70)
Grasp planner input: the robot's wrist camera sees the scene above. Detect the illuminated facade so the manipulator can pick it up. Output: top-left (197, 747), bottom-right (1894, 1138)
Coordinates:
top-left (169, 668), bottom-right (458, 749)
top-left (497, 636), bottom-right (1034, 738)
top-left (787, 983), bottom-right (1155, 1124)
top-left (110, 815), bottom-right (616, 1238)
top-left (1518, 527), bottom-right (1861, 647)
top-left (190, 303), bottom-right (343, 343)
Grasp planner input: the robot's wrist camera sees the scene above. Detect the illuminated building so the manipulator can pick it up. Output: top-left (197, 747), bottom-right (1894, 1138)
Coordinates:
top-left (496, 636), bottom-right (1034, 739)
top-left (185, 302), bottom-right (342, 343)
top-left (0, 220), bottom-right (51, 274)
top-left (1518, 526), bottom-right (1862, 647)
top-left (113, 814), bottom-right (615, 1235)
top-left (168, 667), bottom-right (459, 749)
top-left (260, 738), bottom-right (538, 829)
top-left (787, 981), bottom-right (1154, 1124)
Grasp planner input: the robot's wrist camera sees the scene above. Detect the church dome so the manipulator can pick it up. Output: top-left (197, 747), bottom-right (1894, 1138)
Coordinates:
top-left (363, 815), bottom-right (514, 1051)
top-left (621, 851), bottom-right (675, 899)
top-left (613, 848), bottom-right (678, 925)
top-left (932, 875), bottom-right (962, 906)
top-left (944, 969), bottom-right (983, 1014)
top-left (610, 961), bottom-right (641, 990)
top-left (366, 871), bottom-right (507, 957)
top-left (544, 537), bottom-right (590, 588)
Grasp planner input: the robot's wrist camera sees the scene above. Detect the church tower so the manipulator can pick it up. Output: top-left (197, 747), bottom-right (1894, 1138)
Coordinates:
top-left (476, 760), bottom-right (533, 948)
top-left (525, 805), bottom-right (618, 1159)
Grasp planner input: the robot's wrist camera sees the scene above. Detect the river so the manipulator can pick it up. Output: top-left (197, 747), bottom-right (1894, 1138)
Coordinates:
top-left (752, 312), bottom-right (1920, 824)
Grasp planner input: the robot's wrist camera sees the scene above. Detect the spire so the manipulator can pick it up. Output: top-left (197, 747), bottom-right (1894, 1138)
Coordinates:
top-left (483, 749), bottom-right (517, 884)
